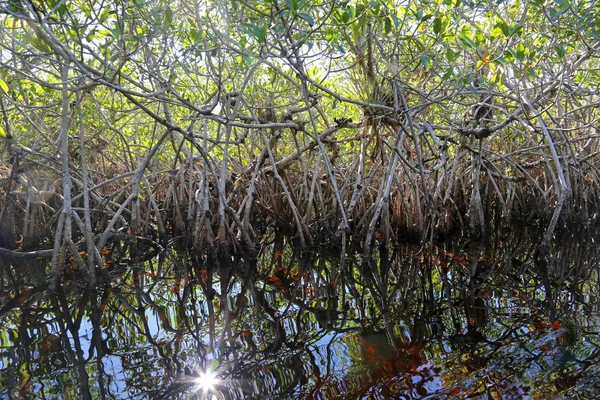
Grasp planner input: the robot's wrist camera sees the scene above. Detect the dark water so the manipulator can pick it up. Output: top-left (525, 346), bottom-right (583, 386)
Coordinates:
top-left (1, 231), bottom-right (600, 399)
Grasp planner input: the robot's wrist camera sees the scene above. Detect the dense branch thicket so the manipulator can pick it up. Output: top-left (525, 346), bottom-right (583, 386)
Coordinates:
top-left (0, 0), bottom-right (599, 285)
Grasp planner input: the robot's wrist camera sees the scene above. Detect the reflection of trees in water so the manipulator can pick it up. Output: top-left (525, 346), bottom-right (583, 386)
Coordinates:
top-left (0, 230), bottom-right (599, 398)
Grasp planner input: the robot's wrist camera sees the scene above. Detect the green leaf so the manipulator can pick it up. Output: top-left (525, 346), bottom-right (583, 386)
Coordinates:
top-left (348, 6), bottom-right (356, 20)
top-left (499, 22), bottom-right (509, 36)
top-left (531, 0), bottom-right (545, 9)
top-left (244, 23), bottom-right (261, 41)
top-left (341, 11), bottom-right (350, 23)
top-left (491, 26), bottom-right (502, 39)
top-left (258, 25), bottom-right (267, 43)
top-left (57, 4), bottom-right (67, 17)
top-left (110, 22), bottom-right (121, 38)
top-left (445, 47), bottom-right (458, 62)
top-left (460, 25), bottom-right (471, 37)
top-left (164, 6), bottom-right (173, 29)
top-left (99, 7), bottom-right (111, 24)
top-left (0, 126), bottom-right (7, 139)
top-left (86, 28), bottom-right (97, 41)
top-left (0, 78), bottom-right (9, 93)
top-left (384, 17), bottom-right (392, 35)
top-left (529, 50), bottom-right (536, 61)
top-left (351, 20), bottom-right (363, 44)
top-left (286, 0), bottom-right (298, 11)
top-left (509, 26), bottom-right (522, 37)
top-left (461, 35), bottom-right (477, 49)
top-left (326, 28), bottom-right (336, 42)
top-left (420, 55), bottom-right (432, 68)
top-left (81, 4), bottom-right (91, 17)
top-left (26, 33), bottom-right (52, 53)
top-left (433, 17), bottom-right (442, 34)
top-left (298, 13), bottom-right (314, 26)
top-left (516, 43), bottom-right (526, 60)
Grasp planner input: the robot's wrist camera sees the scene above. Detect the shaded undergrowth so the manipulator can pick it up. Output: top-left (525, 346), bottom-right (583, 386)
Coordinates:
top-left (1, 136), bottom-right (599, 280)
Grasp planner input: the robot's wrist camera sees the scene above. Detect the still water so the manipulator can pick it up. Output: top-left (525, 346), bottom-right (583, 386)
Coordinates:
top-left (1, 231), bottom-right (599, 399)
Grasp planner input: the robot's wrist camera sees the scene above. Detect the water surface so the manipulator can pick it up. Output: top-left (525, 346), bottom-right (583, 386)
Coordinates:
top-left (1, 231), bottom-right (599, 399)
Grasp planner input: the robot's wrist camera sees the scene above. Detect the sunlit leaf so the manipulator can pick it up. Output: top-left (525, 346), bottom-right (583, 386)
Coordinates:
top-left (326, 28), bottom-right (336, 42)
top-left (0, 78), bottom-right (8, 93)
top-left (515, 43), bottom-right (526, 60)
top-left (99, 7), bottom-right (111, 23)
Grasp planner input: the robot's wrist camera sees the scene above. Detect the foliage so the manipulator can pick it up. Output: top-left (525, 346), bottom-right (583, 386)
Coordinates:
top-left (0, 0), bottom-right (599, 275)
